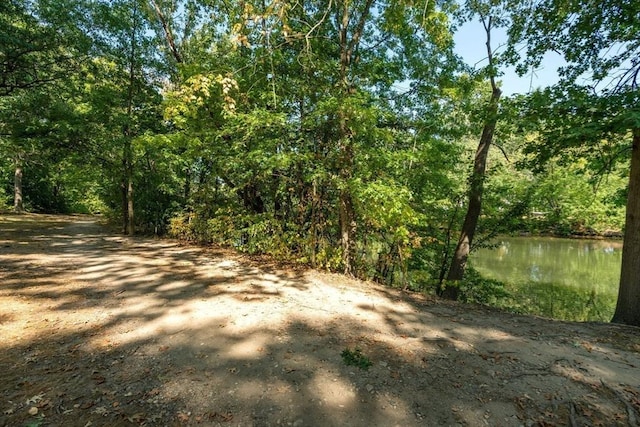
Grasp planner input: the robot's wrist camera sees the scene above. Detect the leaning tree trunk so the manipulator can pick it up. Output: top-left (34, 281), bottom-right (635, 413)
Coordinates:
top-left (612, 128), bottom-right (640, 326)
top-left (441, 15), bottom-right (501, 300)
top-left (14, 161), bottom-right (24, 213)
top-left (441, 93), bottom-right (500, 299)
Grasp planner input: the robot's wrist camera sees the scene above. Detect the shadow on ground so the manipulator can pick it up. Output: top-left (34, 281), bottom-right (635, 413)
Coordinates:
top-left (1, 214), bottom-right (640, 427)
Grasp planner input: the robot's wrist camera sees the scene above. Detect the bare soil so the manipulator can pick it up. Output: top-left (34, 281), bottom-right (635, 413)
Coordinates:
top-left (1, 214), bottom-right (640, 427)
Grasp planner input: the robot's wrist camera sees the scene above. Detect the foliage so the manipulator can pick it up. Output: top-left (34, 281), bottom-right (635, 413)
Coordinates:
top-left (526, 161), bottom-right (626, 235)
top-left (503, 0), bottom-right (640, 324)
top-left (506, 0), bottom-right (640, 88)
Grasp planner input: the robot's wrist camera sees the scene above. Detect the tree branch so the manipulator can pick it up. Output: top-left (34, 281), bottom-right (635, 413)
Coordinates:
top-left (149, 0), bottom-right (183, 63)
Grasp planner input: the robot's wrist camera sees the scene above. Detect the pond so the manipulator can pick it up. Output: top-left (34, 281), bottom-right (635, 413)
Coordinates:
top-left (470, 236), bottom-right (622, 321)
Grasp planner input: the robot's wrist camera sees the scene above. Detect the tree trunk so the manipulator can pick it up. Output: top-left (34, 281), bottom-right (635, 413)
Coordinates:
top-left (339, 185), bottom-right (356, 275)
top-left (441, 15), bottom-right (502, 300)
top-left (310, 179), bottom-right (318, 268)
top-left (149, 0), bottom-right (183, 63)
top-left (122, 1), bottom-right (138, 235)
top-left (127, 162), bottom-right (134, 234)
top-left (183, 167), bottom-right (191, 206)
top-left (442, 96), bottom-right (499, 299)
top-left (335, 0), bottom-right (373, 276)
top-left (338, 94), bottom-right (356, 275)
top-left (612, 128), bottom-right (640, 326)
top-left (14, 162), bottom-right (23, 213)
top-left (122, 139), bottom-right (135, 235)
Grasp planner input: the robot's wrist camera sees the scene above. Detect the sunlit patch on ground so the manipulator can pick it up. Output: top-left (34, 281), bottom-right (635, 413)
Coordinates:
top-left (1, 214), bottom-right (640, 426)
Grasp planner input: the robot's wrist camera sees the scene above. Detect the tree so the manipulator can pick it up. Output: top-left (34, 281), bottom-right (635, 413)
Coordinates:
top-left (506, 0), bottom-right (640, 325)
top-left (88, 0), bottom-right (165, 234)
top-left (159, 0), bottom-right (460, 282)
top-left (440, 1), bottom-right (505, 299)
top-left (0, 0), bottom-right (89, 212)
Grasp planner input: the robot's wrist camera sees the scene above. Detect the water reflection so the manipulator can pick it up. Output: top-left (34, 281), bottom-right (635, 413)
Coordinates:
top-left (472, 236), bottom-right (622, 292)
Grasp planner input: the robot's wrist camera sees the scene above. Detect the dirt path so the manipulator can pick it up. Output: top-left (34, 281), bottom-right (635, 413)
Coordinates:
top-left (1, 214), bottom-right (640, 427)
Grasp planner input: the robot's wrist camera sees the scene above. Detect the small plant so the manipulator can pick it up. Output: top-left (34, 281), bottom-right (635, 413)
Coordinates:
top-left (341, 348), bottom-right (373, 370)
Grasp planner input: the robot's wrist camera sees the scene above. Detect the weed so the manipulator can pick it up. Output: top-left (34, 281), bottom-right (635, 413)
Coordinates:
top-left (341, 348), bottom-right (373, 370)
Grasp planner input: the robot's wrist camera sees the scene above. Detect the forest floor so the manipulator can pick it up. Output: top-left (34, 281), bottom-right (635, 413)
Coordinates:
top-left (1, 214), bottom-right (640, 427)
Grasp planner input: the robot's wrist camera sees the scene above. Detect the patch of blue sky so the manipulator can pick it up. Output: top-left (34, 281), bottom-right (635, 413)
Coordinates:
top-left (453, 20), bottom-right (564, 96)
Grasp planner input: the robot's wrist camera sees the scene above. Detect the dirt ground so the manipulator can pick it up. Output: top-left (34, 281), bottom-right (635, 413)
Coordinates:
top-left (1, 214), bottom-right (640, 427)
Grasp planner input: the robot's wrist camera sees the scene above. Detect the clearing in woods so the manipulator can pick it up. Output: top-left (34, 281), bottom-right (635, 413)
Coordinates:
top-left (1, 214), bottom-right (640, 426)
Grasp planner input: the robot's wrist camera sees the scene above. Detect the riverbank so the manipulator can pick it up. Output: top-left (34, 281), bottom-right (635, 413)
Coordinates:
top-left (517, 230), bottom-right (623, 239)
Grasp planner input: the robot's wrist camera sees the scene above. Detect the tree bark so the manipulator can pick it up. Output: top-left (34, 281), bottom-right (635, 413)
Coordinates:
top-left (612, 128), bottom-right (640, 326)
top-left (441, 15), bottom-right (501, 300)
top-left (127, 158), bottom-right (134, 234)
top-left (14, 162), bottom-right (24, 213)
top-left (339, 184), bottom-right (356, 275)
top-left (335, 0), bottom-right (374, 276)
top-left (122, 138), bottom-right (135, 234)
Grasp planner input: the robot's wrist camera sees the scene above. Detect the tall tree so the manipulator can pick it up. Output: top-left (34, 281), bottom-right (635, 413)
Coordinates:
top-left (90, 0), bottom-right (163, 234)
top-left (441, 2), bottom-right (504, 299)
top-left (335, 0), bottom-right (375, 275)
top-left (506, 0), bottom-right (640, 325)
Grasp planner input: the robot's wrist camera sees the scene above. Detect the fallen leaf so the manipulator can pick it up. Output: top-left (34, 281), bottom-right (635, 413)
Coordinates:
top-left (26, 393), bottom-right (45, 405)
top-left (92, 406), bottom-right (108, 416)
